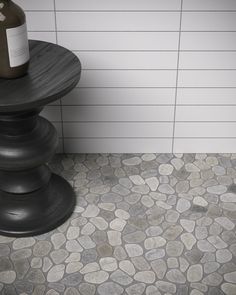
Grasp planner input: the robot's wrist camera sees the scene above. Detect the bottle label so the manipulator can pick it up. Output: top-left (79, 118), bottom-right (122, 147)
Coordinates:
top-left (6, 23), bottom-right (29, 68)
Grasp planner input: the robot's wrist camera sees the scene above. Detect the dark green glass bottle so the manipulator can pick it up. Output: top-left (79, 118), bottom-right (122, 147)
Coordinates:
top-left (0, 0), bottom-right (29, 79)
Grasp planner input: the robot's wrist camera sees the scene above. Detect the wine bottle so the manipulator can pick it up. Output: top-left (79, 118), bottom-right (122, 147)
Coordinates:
top-left (0, 0), bottom-right (30, 79)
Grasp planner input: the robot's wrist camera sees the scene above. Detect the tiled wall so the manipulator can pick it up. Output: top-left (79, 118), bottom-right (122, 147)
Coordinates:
top-left (14, 0), bottom-right (236, 153)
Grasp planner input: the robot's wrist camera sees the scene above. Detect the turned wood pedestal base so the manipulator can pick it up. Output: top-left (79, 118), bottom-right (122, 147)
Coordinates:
top-left (0, 109), bottom-right (76, 237)
top-left (0, 40), bottom-right (81, 237)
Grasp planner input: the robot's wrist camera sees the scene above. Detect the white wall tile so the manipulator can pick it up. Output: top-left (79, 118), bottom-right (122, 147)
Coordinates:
top-left (58, 32), bottom-right (179, 51)
top-left (63, 122), bottom-right (173, 138)
top-left (178, 70), bottom-right (236, 87)
top-left (65, 138), bottom-right (172, 153)
top-left (40, 106), bottom-right (61, 122)
top-left (26, 12), bottom-right (55, 31)
top-left (28, 32), bottom-right (57, 44)
top-left (56, 139), bottom-right (63, 153)
top-left (56, 12), bottom-right (180, 31)
top-left (18, 0), bottom-right (236, 153)
top-left (52, 122), bottom-right (63, 138)
top-left (75, 52), bottom-right (178, 70)
top-left (177, 88), bottom-right (236, 105)
top-left (179, 52), bottom-right (236, 69)
top-left (175, 122), bottom-right (236, 137)
top-left (176, 106), bottom-right (236, 121)
top-left (14, 0), bottom-right (54, 10)
top-left (174, 139), bottom-right (236, 153)
top-left (181, 32), bottom-right (236, 50)
top-left (62, 88), bottom-right (176, 105)
top-left (56, 0), bottom-right (181, 11)
top-left (182, 12), bottom-right (236, 31)
top-left (63, 106), bottom-right (174, 122)
top-left (183, 0), bottom-right (236, 11)
top-left (79, 70), bottom-right (176, 88)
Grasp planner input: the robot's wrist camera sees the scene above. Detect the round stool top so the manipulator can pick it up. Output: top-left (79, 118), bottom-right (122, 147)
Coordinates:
top-left (0, 40), bottom-right (81, 112)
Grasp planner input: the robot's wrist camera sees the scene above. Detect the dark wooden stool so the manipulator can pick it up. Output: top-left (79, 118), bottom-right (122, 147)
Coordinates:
top-left (0, 40), bottom-right (81, 237)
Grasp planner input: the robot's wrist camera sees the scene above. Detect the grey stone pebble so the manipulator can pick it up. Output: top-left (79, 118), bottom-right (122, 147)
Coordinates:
top-left (14, 280), bottom-right (34, 294)
top-left (42, 257), bottom-right (53, 273)
top-left (156, 281), bottom-right (176, 293)
top-left (91, 230), bottom-right (107, 245)
top-left (113, 246), bottom-right (127, 261)
top-left (98, 282), bottom-right (124, 295)
top-left (185, 249), bottom-right (203, 264)
top-left (145, 249), bottom-right (165, 260)
top-left (81, 249), bottom-right (98, 264)
top-left (187, 264), bottom-right (203, 282)
top-left (13, 238), bottom-right (35, 250)
top-left (145, 226), bottom-right (163, 236)
top-left (151, 259), bottom-right (167, 279)
top-left (84, 270), bottom-right (109, 284)
top-left (166, 269), bottom-right (186, 283)
top-left (176, 198), bottom-right (191, 213)
top-left (221, 283), bottom-right (236, 295)
top-left (204, 261), bottom-right (220, 274)
top-left (110, 269), bottom-right (133, 285)
top-left (119, 260), bottom-right (136, 275)
top-left (33, 241), bottom-right (52, 256)
top-left (26, 269), bottom-right (45, 284)
top-left (47, 265), bottom-right (65, 282)
top-left (123, 231), bottom-right (146, 243)
top-left (0, 270), bottom-right (16, 284)
top-left (163, 225), bottom-right (183, 240)
top-left (79, 283), bottom-right (96, 295)
top-left (0, 257), bottom-right (12, 272)
top-left (203, 272), bottom-right (223, 286)
top-left (97, 243), bottom-right (113, 257)
top-left (123, 157), bottom-right (142, 166)
top-left (131, 256), bottom-right (150, 271)
top-left (50, 249), bottom-right (69, 264)
top-left (126, 283), bottom-right (145, 295)
top-left (64, 287), bottom-right (80, 295)
top-left (166, 241), bottom-right (184, 256)
top-left (0, 244), bottom-right (10, 257)
top-left (61, 272), bottom-right (83, 286)
top-left (13, 258), bottom-right (30, 279)
top-left (134, 271), bottom-right (155, 283)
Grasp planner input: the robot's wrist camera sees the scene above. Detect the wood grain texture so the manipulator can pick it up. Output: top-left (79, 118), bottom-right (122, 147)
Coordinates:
top-left (0, 40), bottom-right (81, 112)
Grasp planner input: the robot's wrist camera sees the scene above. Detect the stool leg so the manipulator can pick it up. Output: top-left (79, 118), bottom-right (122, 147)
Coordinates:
top-left (0, 108), bottom-right (76, 237)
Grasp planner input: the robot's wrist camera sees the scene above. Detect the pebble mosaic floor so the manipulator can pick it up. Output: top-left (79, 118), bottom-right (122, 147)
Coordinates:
top-left (1, 153), bottom-right (236, 295)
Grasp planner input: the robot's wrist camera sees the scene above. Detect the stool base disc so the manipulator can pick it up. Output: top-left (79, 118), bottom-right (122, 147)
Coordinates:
top-left (0, 174), bottom-right (76, 237)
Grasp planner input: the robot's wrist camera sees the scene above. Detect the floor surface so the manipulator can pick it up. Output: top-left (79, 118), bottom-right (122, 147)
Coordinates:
top-left (0, 153), bottom-right (236, 295)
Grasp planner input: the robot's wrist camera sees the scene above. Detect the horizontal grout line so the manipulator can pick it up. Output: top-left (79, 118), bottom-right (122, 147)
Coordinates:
top-left (61, 121), bottom-right (236, 123)
top-left (76, 86), bottom-right (236, 89)
top-left (76, 87), bottom-right (177, 89)
top-left (62, 121), bottom-right (174, 123)
top-left (28, 30), bottom-right (236, 33)
top-left (175, 137), bottom-right (236, 139)
top-left (25, 10), bottom-right (236, 12)
top-left (62, 120), bottom-right (236, 123)
top-left (74, 50), bottom-right (178, 52)
top-left (82, 69), bottom-right (236, 71)
top-left (63, 136), bottom-right (236, 139)
top-left (176, 121), bottom-right (236, 122)
top-left (60, 104), bottom-right (175, 107)
top-left (30, 30), bottom-right (178, 33)
top-left (82, 69), bottom-right (177, 71)
top-left (27, 47), bottom-right (236, 54)
top-left (64, 137), bottom-right (172, 139)
top-left (69, 50), bottom-right (236, 52)
top-left (49, 104), bottom-right (236, 107)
